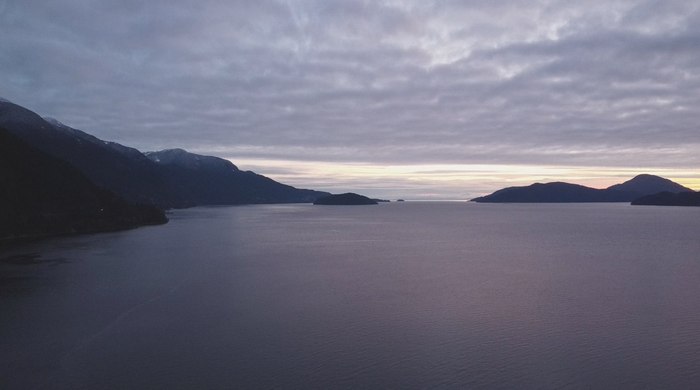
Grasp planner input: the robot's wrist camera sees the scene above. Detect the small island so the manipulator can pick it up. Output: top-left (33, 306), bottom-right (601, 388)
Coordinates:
top-left (313, 193), bottom-right (378, 205)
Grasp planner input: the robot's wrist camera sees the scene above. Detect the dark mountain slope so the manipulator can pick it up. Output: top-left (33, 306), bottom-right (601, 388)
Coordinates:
top-left (146, 149), bottom-right (329, 204)
top-left (471, 182), bottom-right (629, 203)
top-left (0, 128), bottom-right (166, 241)
top-left (632, 191), bottom-right (700, 207)
top-left (472, 175), bottom-right (692, 203)
top-left (607, 174), bottom-right (692, 196)
top-left (0, 100), bottom-right (329, 208)
top-left (0, 101), bottom-right (174, 207)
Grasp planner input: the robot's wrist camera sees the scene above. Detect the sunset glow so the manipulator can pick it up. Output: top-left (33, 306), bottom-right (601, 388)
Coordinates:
top-left (232, 158), bottom-right (700, 200)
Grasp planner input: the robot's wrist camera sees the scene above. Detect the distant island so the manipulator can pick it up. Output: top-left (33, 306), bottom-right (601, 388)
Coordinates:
top-left (314, 193), bottom-right (379, 205)
top-left (631, 191), bottom-right (700, 207)
top-left (471, 174), bottom-right (692, 203)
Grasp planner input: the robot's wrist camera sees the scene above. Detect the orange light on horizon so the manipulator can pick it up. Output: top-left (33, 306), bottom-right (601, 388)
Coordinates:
top-left (227, 157), bottom-right (700, 199)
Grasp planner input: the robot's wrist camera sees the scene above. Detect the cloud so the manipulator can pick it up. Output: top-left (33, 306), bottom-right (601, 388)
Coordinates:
top-left (2, 0), bottom-right (699, 196)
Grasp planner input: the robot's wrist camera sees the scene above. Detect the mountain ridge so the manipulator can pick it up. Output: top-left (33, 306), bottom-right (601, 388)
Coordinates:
top-left (472, 175), bottom-right (693, 203)
top-left (0, 100), bottom-right (329, 209)
top-left (0, 100), bottom-right (171, 207)
top-left (606, 174), bottom-right (691, 195)
top-left (146, 148), bottom-right (328, 205)
top-left (0, 127), bottom-right (166, 241)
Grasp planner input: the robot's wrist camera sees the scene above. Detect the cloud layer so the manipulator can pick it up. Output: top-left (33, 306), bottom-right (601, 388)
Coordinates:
top-left (2, 0), bottom-right (699, 197)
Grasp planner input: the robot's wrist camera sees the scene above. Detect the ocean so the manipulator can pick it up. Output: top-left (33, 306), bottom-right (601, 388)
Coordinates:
top-left (2, 202), bottom-right (700, 389)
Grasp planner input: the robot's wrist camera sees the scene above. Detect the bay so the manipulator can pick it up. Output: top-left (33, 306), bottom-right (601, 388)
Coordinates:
top-left (2, 202), bottom-right (700, 389)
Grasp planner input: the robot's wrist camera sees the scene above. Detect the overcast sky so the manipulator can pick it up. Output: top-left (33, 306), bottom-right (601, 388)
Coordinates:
top-left (2, 0), bottom-right (699, 198)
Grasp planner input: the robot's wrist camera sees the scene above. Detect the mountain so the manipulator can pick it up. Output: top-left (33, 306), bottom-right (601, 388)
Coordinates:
top-left (607, 174), bottom-right (691, 197)
top-left (0, 127), bottom-right (166, 241)
top-left (0, 100), bottom-right (329, 208)
top-left (313, 193), bottom-right (378, 205)
top-left (631, 191), bottom-right (700, 207)
top-left (471, 175), bottom-right (693, 203)
top-left (145, 149), bottom-right (329, 204)
top-left (471, 182), bottom-right (626, 203)
top-left (0, 100), bottom-right (174, 207)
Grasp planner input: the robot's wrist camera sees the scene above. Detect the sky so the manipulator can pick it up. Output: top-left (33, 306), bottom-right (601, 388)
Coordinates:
top-left (2, 0), bottom-right (699, 199)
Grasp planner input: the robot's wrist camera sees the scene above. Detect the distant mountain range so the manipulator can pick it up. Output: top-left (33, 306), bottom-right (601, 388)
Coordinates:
top-left (0, 100), bottom-right (328, 208)
top-left (471, 174), bottom-right (694, 203)
top-left (0, 99), bottom-right (329, 240)
top-left (145, 148), bottom-right (325, 206)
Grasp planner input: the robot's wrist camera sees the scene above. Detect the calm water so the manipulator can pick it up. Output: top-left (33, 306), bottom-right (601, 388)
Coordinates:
top-left (2, 202), bottom-right (700, 389)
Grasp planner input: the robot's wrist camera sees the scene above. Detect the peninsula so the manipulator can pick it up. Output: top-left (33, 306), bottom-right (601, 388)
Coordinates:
top-left (313, 193), bottom-right (379, 205)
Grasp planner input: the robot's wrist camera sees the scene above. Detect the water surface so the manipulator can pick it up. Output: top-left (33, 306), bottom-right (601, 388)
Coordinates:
top-left (2, 203), bottom-right (700, 389)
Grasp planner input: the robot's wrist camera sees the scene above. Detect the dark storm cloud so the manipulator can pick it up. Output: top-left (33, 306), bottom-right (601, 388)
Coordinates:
top-left (2, 0), bottom-right (699, 169)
